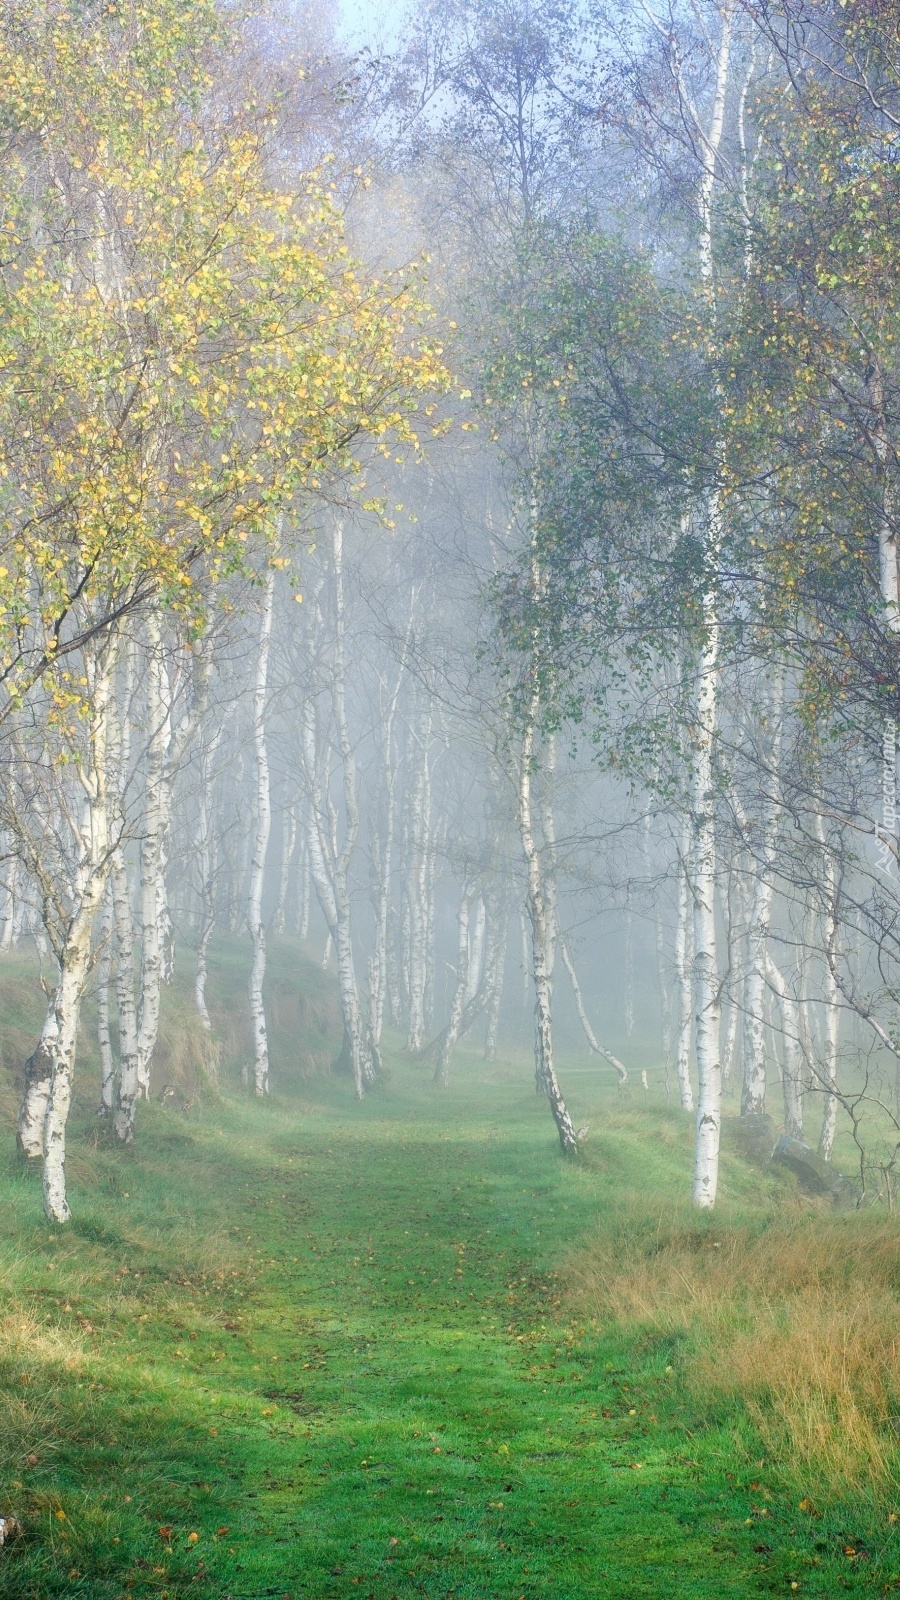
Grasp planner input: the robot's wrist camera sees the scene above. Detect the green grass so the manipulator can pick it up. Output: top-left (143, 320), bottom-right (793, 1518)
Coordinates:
top-left (0, 955), bottom-right (898, 1596)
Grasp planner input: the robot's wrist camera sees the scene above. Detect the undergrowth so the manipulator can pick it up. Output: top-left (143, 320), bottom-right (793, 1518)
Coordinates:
top-left (567, 1206), bottom-right (900, 1509)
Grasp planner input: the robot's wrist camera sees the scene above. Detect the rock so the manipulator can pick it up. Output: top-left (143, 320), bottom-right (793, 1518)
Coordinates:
top-left (772, 1135), bottom-right (859, 1207)
top-left (722, 1113), bottom-right (778, 1165)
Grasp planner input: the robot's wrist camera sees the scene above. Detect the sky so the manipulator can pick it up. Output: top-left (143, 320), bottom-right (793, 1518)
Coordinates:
top-left (335, 0), bottom-right (408, 45)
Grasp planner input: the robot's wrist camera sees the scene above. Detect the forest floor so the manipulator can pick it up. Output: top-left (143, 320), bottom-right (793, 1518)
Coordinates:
top-left (1, 1015), bottom-right (899, 1596)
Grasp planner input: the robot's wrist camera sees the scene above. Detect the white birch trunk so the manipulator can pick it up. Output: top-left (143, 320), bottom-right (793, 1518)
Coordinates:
top-left (722, 990), bottom-right (740, 1092)
top-left (483, 884), bottom-right (507, 1062)
top-left (135, 613), bottom-right (167, 1098)
top-left (193, 730), bottom-right (221, 1032)
top-left (405, 690), bottom-right (433, 1053)
top-left (0, 836), bottom-right (14, 952)
top-left (273, 802), bottom-right (296, 937)
top-left (367, 631), bottom-right (410, 1059)
top-left (560, 937), bottom-right (628, 1085)
top-left (96, 887), bottom-right (115, 1117)
top-left (740, 674), bottom-right (784, 1116)
top-left (111, 847), bottom-right (140, 1141)
top-left (330, 521), bottom-right (370, 1094)
top-left (248, 568), bottom-right (275, 1096)
top-left (299, 525), bottom-right (370, 1097)
top-left (689, 4), bottom-right (735, 1209)
top-left (690, 618), bottom-right (723, 1207)
top-left (818, 825), bottom-right (841, 1159)
top-left (466, 896), bottom-right (486, 1007)
top-left (295, 825), bottom-right (310, 940)
top-left (765, 951), bottom-right (804, 1139)
top-left (24, 644), bottom-right (116, 1219)
top-left (518, 699), bottom-right (577, 1156)
top-left (434, 887), bottom-right (471, 1086)
top-left (674, 822), bottom-right (695, 1112)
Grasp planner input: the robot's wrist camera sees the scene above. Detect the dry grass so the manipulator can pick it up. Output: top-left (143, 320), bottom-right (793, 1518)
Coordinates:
top-left (0, 1309), bottom-right (86, 1475)
top-left (150, 1001), bottom-right (221, 1096)
top-left (568, 1215), bottom-right (900, 1502)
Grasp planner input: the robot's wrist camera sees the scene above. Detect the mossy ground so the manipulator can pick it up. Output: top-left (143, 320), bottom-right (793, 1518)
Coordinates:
top-left (0, 948), bottom-right (897, 1597)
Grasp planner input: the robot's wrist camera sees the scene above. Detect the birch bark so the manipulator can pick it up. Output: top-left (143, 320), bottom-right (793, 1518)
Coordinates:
top-left (247, 567), bottom-right (275, 1097)
top-left (404, 687), bottom-right (433, 1053)
top-left (96, 887), bottom-right (115, 1117)
top-left (193, 726), bottom-right (223, 1032)
top-left (517, 694), bottom-right (578, 1156)
top-left (434, 886), bottom-right (471, 1086)
top-left (111, 617), bottom-right (207, 1137)
top-left (689, 1), bottom-right (736, 1209)
top-left (817, 820), bottom-right (841, 1158)
top-left (560, 938), bottom-right (628, 1085)
top-left (273, 802), bottom-right (296, 937)
top-left (674, 818), bottom-right (695, 1112)
top-left (765, 951), bottom-right (804, 1139)
top-left (17, 639), bottom-right (118, 1220)
top-left (740, 674), bottom-right (784, 1117)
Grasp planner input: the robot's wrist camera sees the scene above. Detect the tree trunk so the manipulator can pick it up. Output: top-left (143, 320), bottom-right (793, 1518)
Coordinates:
top-left (740, 675), bottom-right (784, 1116)
top-left (766, 951), bottom-right (804, 1139)
top-left (559, 937), bottom-right (628, 1085)
top-left (248, 568), bottom-right (275, 1097)
top-left (97, 887), bottom-right (115, 1117)
top-left (111, 848), bottom-right (141, 1142)
top-left (818, 827), bottom-right (841, 1159)
top-left (687, 1), bottom-right (735, 1212)
top-left (295, 824), bottom-right (311, 940)
top-left (21, 641), bottom-right (117, 1218)
top-left (135, 613), bottom-right (167, 1098)
top-left (690, 604), bottom-right (722, 1208)
top-left (674, 820), bottom-right (695, 1112)
top-left (434, 886), bottom-right (471, 1086)
top-left (405, 688), bottom-right (433, 1053)
top-left (273, 801), bottom-right (296, 936)
top-left (517, 702), bottom-right (577, 1156)
top-left (193, 729), bottom-right (221, 1033)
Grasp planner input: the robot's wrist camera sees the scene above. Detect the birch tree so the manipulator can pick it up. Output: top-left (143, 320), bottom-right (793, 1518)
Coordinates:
top-left (247, 569), bottom-right (276, 1096)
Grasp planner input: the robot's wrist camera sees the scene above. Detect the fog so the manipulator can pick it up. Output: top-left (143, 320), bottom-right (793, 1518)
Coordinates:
top-left (2, 0), bottom-right (900, 1229)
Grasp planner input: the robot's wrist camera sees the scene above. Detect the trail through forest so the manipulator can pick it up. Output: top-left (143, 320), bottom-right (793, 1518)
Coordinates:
top-left (0, 1041), bottom-right (892, 1598)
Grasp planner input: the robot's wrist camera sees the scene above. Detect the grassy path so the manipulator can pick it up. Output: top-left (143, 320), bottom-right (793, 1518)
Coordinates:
top-left (0, 1049), bottom-right (894, 1597)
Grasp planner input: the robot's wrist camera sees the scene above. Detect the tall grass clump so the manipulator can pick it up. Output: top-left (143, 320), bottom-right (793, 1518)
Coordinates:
top-left (568, 1212), bottom-right (900, 1505)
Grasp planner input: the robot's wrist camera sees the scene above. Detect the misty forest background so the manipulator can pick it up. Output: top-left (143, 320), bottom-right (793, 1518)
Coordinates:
top-left (3, 1), bottom-right (900, 1596)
